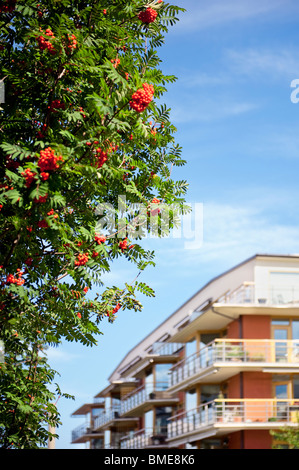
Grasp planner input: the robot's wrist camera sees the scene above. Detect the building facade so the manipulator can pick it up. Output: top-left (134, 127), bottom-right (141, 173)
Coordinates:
top-left (71, 254), bottom-right (299, 449)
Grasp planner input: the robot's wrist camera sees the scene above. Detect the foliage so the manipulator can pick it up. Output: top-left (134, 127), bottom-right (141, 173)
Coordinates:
top-left (0, 0), bottom-right (188, 448)
top-left (271, 415), bottom-right (299, 449)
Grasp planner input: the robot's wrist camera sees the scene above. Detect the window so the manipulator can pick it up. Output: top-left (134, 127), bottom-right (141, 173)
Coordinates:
top-left (104, 429), bottom-right (111, 448)
top-left (155, 407), bottom-right (172, 434)
top-left (92, 407), bottom-right (104, 419)
top-left (155, 363), bottom-right (172, 390)
top-left (200, 384), bottom-right (221, 403)
top-left (145, 409), bottom-right (153, 432)
top-left (293, 378), bottom-right (299, 399)
top-left (145, 368), bottom-right (154, 394)
top-left (292, 321), bottom-right (299, 340)
top-left (185, 388), bottom-right (197, 411)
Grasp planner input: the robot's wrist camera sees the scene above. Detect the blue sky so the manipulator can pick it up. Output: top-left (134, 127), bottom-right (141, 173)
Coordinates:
top-left (47, 0), bottom-right (299, 448)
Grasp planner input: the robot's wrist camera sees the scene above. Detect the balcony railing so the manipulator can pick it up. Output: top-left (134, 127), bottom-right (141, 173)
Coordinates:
top-left (151, 342), bottom-right (184, 355)
top-left (94, 406), bottom-right (121, 429)
top-left (71, 423), bottom-right (93, 442)
top-left (167, 399), bottom-right (299, 440)
top-left (120, 382), bottom-right (172, 415)
top-left (169, 339), bottom-right (299, 388)
top-left (120, 427), bottom-right (168, 449)
top-left (217, 282), bottom-right (299, 306)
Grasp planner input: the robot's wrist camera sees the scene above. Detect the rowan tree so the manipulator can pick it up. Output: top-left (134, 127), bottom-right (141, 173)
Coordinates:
top-left (0, 0), bottom-right (188, 448)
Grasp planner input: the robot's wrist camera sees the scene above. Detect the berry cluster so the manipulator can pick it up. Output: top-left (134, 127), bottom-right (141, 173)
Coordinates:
top-left (67, 34), bottom-right (77, 50)
top-left (38, 147), bottom-right (64, 172)
top-left (47, 208), bottom-right (58, 219)
top-left (0, 0), bottom-right (16, 13)
top-left (37, 123), bottom-right (48, 139)
top-left (41, 171), bottom-right (49, 181)
top-left (138, 7), bottom-right (158, 24)
top-left (48, 99), bottom-right (65, 113)
top-left (37, 220), bottom-right (49, 228)
top-left (130, 83), bottom-right (154, 113)
top-left (111, 58), bottom-right (120, 68)
top-left (75, 253), bottom-right (89, 266)
top-left (95, 147), bottom-right (108, 168)
top-left (119, 238), bottom-right (129, 252)
top-left (149, 197), bottom-right (161, 216)
top-left (24, 257), bottom-right (33, 267)
top-left (37, 29), bottom-right (56, 54)
top-left (34, 194), bottom-right (48, 203)
top-left (95, 234), bottom-right (106, 245)
top-left (112, 303), bottom-right (121, 314)
top-left (6, 270), bottom-right (24, 286)
top-left (21, 168), bottom-right (37, 188)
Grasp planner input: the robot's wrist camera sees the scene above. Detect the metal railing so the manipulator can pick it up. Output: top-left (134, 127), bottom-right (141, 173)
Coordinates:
top-left (120, 381), bottom-right (171, 415)
top-left (167, 399), bottom-right (299, 440)
top-left (169, 339), bottom-right (299, 388)
top-left (71, 423), bottom-right (92, 442)
top-left (151, 342), bottom-right (184, 355)
top-left (217, 282), bottom-right (299, 306)
top-left (120, 427), bottom-right (168, 449)
top-left (94, 406), bottom-right (121, 429)
top-left (93, 397), bottom-right (105, 404)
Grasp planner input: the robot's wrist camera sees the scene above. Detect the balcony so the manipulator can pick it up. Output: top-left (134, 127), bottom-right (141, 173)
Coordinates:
top-left (217, 282), bottom-right (299, 306)
top-left (150, 342), bottom-right (184, 356)
top-left (168, 339), bottom-right (299, 392)
top-left (120, 382), bottom-right (179, 417)
top-left (120, 427), bottom-right (168, 449)
top-left (71, 422), bottom-right (103, 444)
top-left (171, 283), bottom-right (299, 343)
top-left (167, 399), bottom-right (299, 446)
top-left (94, 406), bottom-right (138, 431)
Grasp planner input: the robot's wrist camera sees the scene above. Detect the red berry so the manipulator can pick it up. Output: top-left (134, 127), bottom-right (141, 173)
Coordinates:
top-left (138, 8), bottom-right (157, 24)
top-left (38, 147), bottom-right (63, 172)
top-left (75, 253), bottom-right (89, 266)
top-left (130, 83), bottom-right (154, 113)
top-left (95, 234), bottom-right (106, 244)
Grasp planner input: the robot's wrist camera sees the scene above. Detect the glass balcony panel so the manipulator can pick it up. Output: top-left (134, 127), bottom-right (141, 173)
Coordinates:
top-left (168, 399), bottom-right (299, 440)
top-left (169, 339), bottom-right (299, 389)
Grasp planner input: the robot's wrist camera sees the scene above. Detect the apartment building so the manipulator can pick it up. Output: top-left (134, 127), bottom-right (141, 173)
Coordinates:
top-left (71, 254), bottom-right (299, 449)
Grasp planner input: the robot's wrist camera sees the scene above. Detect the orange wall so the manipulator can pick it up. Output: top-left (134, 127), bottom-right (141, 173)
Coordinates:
top-left (228, 372), bottom-right (272, 398)
top-left (227, 374), bottom-right (241, 398)
top-left (244, 430), bottom-right (272, 449)
top-left (228, 430), bottom-right (272, 449)
top-left (227, 315), bottom-right (271, 339)
top-left (242, 315), bottom-right (271, 339)
top-left (243, 372), bottom-right (272, 398)
top-left (226, 319), bottom-right (240, 338)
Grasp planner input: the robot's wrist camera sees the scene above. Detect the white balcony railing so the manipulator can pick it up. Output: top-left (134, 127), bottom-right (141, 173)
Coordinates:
top-left (151, 342), bottom-right (184, 355)
top-left (167, 399), bottom-right (299, 440)
top-left (217, 282), bottom-right (299, 306)
top-left (120, 382), bottom-right (171, 415)
top-left (120, 427), bottom-right (168, 449)
top-left (94, 407), bottom-right (121, 429)
top-left (169, 339), bottom-right (299, 389)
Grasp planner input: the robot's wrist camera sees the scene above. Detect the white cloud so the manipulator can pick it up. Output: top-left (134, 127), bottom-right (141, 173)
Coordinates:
top-left (226, 48), bottom-right (299, 80)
